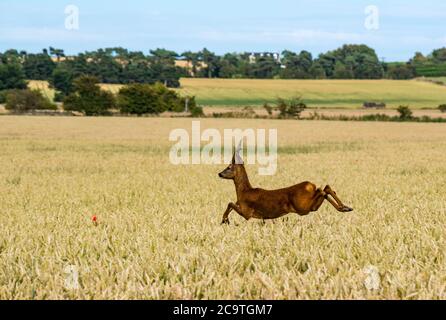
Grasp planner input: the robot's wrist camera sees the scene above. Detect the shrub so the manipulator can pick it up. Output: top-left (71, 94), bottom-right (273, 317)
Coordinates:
top-left (439, 104), bottom-right (446, 113)
top-left (63, 76), bottom-right (116, 116)
top-left (397, 106), bottom-right (413, 120)
top-left (277, 97), bottom-right (307, 119)
top-left (263, 103), bottom-right (273, 116)
top-left (4, 89), bottom-right (56, 112)
top-left (0, 90), bottom-right (10, 104)
top-left (190, 105), bottom-right (204, 117)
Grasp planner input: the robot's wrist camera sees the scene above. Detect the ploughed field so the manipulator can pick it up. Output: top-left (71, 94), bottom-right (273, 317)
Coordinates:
top-left (0, 116), bottom-right (445, 299)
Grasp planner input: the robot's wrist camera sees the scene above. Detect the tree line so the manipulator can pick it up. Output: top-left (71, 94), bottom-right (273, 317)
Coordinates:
top-left (1, 45), bottom-right (446, 90)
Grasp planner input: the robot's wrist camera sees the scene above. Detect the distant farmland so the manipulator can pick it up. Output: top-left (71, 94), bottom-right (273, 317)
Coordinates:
top-left (26, 78), bottom-right (446, 110)
top-left (178, 78), bottom-right (446, 109)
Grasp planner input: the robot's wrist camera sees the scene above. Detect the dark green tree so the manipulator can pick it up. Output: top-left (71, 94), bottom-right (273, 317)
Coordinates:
top-left (23, 49), bottom-right (56, 80)
top-left (0, 63), bottom-right (27, 90)
top-left (63, 75), bottom-right (116, 116)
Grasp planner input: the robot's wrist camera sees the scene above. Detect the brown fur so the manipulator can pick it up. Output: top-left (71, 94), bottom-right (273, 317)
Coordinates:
top-left (218, 152), bottom-right (353, 224)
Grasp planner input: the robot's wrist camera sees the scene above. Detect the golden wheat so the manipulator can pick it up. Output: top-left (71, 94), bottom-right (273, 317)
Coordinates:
top-left (0, 116), bottom-right (445, 299)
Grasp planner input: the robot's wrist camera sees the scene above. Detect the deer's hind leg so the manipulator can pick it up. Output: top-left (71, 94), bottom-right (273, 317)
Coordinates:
top-left (310, 188), bottom-right (326, 212)
top-left (323, 185), bottom-right (353, 212)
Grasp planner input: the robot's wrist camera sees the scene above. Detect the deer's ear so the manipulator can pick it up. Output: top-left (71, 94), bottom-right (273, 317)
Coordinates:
top-left (235, 141), bottom-right (244, 164)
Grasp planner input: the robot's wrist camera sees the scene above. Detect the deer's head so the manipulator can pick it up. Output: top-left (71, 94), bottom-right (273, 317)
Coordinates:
top-left (218, 141), bottom-right (244, 180)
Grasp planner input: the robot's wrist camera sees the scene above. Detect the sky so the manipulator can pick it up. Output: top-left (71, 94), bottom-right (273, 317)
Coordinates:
top-left (0, 0), bottom-right (445, 61)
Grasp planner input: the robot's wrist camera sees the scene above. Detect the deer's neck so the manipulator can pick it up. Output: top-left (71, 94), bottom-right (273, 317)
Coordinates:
top-left (234, 165), bottom-right (252, 199)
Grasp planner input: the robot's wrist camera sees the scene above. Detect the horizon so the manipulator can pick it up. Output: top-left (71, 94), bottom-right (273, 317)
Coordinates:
top-left (1, 0), bottom-right (445, 62)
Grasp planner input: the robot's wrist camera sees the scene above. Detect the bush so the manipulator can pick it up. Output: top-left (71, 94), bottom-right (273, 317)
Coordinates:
top-left (263, 103), bottom-right (273, 116)
top-left (0, 90), bottom-right (10, 104)
top-left (4, 89), bottom-right (56, 112)
top-left (190, 105), bottom-right (204, 117)
top-left (277, 97), bottom-right (307, 119)
top-left (439, 104), bottom-right (446, 113)
top-left (397, 106), bottom-right (413, 120)
top-left (63, 76), bottom-right (116, 116)
top-left (118, 82), bottom-right (191, 116)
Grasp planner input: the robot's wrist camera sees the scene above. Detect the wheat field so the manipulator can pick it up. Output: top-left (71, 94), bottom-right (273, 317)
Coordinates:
top-left (0, 116), bottom-right (445, 299)
top-left (179, 78), bottom-right (446, 109)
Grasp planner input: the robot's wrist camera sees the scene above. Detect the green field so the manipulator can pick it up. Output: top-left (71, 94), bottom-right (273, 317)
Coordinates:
top-left (26, 78), bottom-right (446, 110)
top-left (427, 77), bottom-right (446, 85)
top-left (179, 78), bottom-right (446, 109)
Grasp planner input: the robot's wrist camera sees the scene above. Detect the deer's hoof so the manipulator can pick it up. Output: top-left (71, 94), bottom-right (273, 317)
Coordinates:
top-left (342, 206), bottom-right (353, 212)
top-left (221, 219), bottom-right (230, 225)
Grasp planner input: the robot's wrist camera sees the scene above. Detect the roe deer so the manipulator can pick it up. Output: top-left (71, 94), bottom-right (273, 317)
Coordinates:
top-left (218, 143), bottom-right (353, 224)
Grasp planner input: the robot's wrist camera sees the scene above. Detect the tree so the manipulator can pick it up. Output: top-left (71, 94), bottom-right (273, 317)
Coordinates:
top-left (5, 89), bottom-right (56, 112)
top-left (333, 61), bottom-right (354, 79)
top-left (63, 76), bottom-right (116, 116)
top-left (49, 47), bottom-right (65, 62)
top-left (118, 82), bottom-right (187, 115)
top-left (50, 66), bottom-right (74, 96)
top-left (280, 50), bottom-right (313, 79)
top-left (277, 97), bottom-right (307, 119)
top-left (397, 106), bottom-right (413, 120)
top-left (438, 104), bottom-right (446, 113)
top-left (0, 63), bottom-right (27, 90)
top-left (431, 48), bottom-right (446, 63)
top-left (23, 50), bottom-right (56, 80)
top-left (315, 44), bottom-right (383, 79)
top-left (386, 64), bottom-right (416, 79)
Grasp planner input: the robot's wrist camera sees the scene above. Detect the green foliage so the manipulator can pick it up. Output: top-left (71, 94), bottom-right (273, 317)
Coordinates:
top-left (4, 89), bottom-right (56, 112)
top-left (118, 83), bottom-right (185, 115)
top-left (23, 50), bottom-right (56, 80)
top-left (263, 103), bottom-right (273, 116)
top-left (0, 90), bottom-right (10, 103)
top-left (397, 106), bottom-right (413, 120)
top-left (50, 66), bottom-right (74, 95)
top-left (411, 48), bottom-right (446, 77)
top-left (190, 105), bottom-right (204, 117)
top-left (0, 63), bottom-right (27, 90)
top-left (277, 97), bottom-right (307, 119)
top-left (386, 63), bottom-right (416, 79)
top-left (316, 44), bottom-right (384, 79)
top-left (438, 104), bottom-right (446, 113)
top-left (63, 76), bottom-right (116, 116)
top-left (55, 47), bottom-right (182, 88)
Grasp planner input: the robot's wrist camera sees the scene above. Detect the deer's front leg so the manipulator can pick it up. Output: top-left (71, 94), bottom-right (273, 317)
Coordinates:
top-left (221, 203), bottom-right (234, 225)
top-left (221, 202), bottom-right (252, 225)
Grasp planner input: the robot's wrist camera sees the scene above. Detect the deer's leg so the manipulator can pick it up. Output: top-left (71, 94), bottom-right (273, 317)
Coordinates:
top-left (221, 203), bottom-right (234, 224)
top-left (310, 188), bottom-right (326, 212)
top-left (221, 202), bottom-right (251, 224)
top-left (323, 185), bottom-right (353, 212)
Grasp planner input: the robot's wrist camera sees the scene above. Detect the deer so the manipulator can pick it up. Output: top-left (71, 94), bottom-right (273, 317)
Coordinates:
top-left (218, 142), bottom-right (353, 224)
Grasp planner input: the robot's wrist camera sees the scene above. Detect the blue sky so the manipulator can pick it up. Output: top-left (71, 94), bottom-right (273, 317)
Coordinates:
top-left (0, 0), bottom-right (445, 61)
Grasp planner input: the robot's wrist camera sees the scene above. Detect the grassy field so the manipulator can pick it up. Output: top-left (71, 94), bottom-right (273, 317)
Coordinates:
top-left (179, 78), bottom-right (446, 109)
top-left (27, 79), bottom-right (446, 110)
top-left (427, 77), bottom-right (446, 85)
top-left (0, 116), bottom-right (445, 299)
